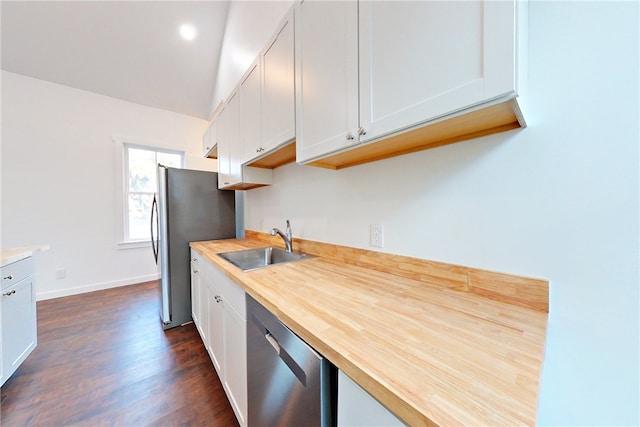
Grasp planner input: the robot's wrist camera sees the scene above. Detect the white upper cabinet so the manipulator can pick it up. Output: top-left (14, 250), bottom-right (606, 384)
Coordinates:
top-left (202, 125), bottom-right (211, 158)
top-left (216, 100), bottom-right (232, 187)
top-left (261, 8), bottom-right (295, 153)
top-left (358, 1), bottom-right (518, 143)
top-left (203, 119), bottom-right (217, 159)
top-left (296, 0), bottom-right (527, 169)
top-left (218, 89), bottom-right (248, 188)
top-left (218, 87), bottom-right (272, 190)
top-left (226, 92), bottom-right (243, 186)
top-left (240, 58), bottom-right (263, 164)
top-left (295, 0), bottom-right (359, 163)
top-left (213, 5), bottom-right (297, 177)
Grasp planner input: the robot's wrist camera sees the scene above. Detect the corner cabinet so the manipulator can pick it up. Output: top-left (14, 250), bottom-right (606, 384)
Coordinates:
top-left (1, 257), bottom-right (37, 387)
top-left (295, 0), bottom-right (527, 169)
top-left (190, 249), bottom-right (247, 427)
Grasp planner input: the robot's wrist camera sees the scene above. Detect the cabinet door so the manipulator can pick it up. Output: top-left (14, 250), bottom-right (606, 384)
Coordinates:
top-left (197, 269), bottom-right (208, 345)
top-left (338, 370), bottom-right (406, 426)
top-left (217, 105), bottom-right (231, 188)
top-left (240, 58), bottom-right (263, 164)
top-left (2, 277), bottom-right (36, 381)
top-left (358, 0), bottom-right (517, 143)
top-left (218, 91), bottom-right (242, 188)
top-left (202, 125), bottom-right (211, 157)
top-left (190, 254), bottom-right (201, 333)
top-left (221, 90), bottom-right (242, 187)
top-left (223, 303), bottom-right (247, 427)
top-left (262, 8), bottom-right (295, 152)
top-left (206, 276), bottom-right (224, 374)
top-left (204, 120), bottom-right (217, 158)
top-left (295, 0), bottom-right (359, 163)
top-left (227, 91), bottom-right (242, 185)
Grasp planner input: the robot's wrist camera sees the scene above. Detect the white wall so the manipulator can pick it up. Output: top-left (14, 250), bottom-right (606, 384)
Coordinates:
top-left (239, 1), bottom-right (639, 425)
top-left (1, 71), bottom-right (216, 299)
top-left (1, 0), bottom-right (636, 424)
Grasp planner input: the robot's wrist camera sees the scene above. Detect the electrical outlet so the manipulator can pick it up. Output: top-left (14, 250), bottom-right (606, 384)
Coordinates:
top-left (370, 224), bottom-right (383, 248)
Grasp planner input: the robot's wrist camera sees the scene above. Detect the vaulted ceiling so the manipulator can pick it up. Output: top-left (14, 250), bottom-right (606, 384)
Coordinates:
top-left (1, 1), bottom-right (230, 119)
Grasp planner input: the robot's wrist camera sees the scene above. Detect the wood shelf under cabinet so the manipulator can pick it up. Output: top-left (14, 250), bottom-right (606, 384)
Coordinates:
top-left (206, 145), bottom-right (218, 159)
top-left (308, 99), bottom-right (524, 170)
top-left (245, 141), bottom-right (296, 169)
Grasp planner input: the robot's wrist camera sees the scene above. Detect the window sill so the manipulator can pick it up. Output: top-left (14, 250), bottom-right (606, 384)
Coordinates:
top-left (116, 240), bottom-right (152, 250)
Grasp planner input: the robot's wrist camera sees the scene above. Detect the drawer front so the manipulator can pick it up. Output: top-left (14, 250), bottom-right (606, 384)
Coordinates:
top-left (220, 275), bottom-right (246, 319)
top-left (1, 257), bottom-right (35, 291)
top-left (205, 261), bottom-right (246, 319)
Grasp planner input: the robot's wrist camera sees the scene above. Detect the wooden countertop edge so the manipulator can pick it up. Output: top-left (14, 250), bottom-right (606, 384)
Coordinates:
top-left (190, 237), bottom-right (548, 426)
top-left (0, 244), bottom-right (50, 268)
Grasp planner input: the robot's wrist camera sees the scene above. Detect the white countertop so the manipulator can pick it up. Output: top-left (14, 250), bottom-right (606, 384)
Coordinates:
top-left (1, 245), bottom-right (50, 267)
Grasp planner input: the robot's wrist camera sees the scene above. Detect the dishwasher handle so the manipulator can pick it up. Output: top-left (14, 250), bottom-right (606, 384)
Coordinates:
top-left (254, 315), bottom-right (307, 387)
top-left (265, 332), bottom-right (281, 354)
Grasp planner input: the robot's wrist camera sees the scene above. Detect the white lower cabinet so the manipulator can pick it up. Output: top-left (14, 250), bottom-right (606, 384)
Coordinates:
top-left (190, 253), bottom-right (206, 343)
top-left (206, 278), bottom-right (224, 373)
top-left (221, 301), bottom-right (247, 424)
top-left (1, 257), bottom-right (37, 387)
top-left (190, 249), bottom-right (247, 427)
top-left (338, 370), bottom-right (406, 427)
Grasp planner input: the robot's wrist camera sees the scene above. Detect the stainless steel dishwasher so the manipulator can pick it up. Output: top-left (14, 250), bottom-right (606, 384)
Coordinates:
top-left (246, 294), bottom-right (337, 427)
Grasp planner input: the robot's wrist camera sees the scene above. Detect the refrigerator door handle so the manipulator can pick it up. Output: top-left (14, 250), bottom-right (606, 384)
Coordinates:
top-left (151, 194), bottom-right (159, 264)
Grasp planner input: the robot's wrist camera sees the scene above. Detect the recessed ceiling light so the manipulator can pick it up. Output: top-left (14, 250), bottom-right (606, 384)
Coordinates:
top-left (179, 23), bottom-right (197, 41)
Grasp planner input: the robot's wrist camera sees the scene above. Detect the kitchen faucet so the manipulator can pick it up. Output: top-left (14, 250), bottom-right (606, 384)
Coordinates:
top-left (270, 220), bottom-right (292, 252)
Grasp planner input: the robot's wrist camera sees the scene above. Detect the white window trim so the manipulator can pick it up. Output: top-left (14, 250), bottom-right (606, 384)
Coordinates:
top-left (118, 139), bottom-right (184, 247)
top-left (116, 240), bottom-right (152, 250)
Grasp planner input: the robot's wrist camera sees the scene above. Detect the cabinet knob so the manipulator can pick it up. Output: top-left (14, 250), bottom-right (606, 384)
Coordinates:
top-left (215, 295), bottom-right (222, 303)
top-left (358, 127), bottom-right (367, 136)
top-left (3, 275), bottom-right (13, 280)
top-left (206, 146), bottom-right (210, 150)
top-left (256, 147), bottom-right (265, 153)
top-left (2, 289), bottom-right (16, 297)
top-left (346, 132), bottom-right (355, 141)
top-left (193, 269), bottom-right (198, 273)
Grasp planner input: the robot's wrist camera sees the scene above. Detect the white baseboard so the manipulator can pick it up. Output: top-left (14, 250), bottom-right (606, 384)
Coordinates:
top-left (36, 273), bottom-right (161, 301)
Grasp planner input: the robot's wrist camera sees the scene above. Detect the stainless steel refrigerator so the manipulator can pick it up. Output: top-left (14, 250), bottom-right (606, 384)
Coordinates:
top-left (151, 165), bottom-right (236, 330)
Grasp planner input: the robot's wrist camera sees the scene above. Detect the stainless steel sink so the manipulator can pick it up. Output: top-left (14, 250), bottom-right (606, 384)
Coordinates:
top-left (217, 247), bottom-right (313, 271)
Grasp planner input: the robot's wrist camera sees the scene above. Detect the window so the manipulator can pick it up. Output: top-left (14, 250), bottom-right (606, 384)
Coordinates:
top-left (123, 143), bottom-right (184, 242)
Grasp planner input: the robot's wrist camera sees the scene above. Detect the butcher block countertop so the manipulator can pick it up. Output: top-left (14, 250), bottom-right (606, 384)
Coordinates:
top-left (1, 245), bottom-right (50, 268)
top-left (190, 232), bottom-right (548, 427)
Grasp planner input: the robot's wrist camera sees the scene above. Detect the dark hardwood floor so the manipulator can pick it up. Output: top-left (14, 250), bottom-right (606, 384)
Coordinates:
top-left (0, 280), bottom-right (239, 427)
